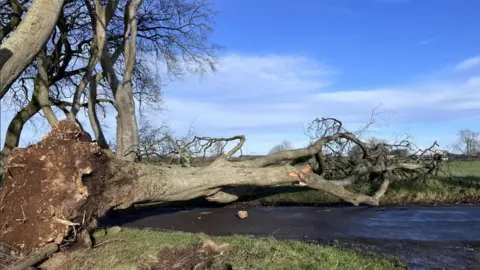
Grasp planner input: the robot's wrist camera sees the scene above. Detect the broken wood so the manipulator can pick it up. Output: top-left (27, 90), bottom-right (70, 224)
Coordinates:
top-left (8, 243), bottom-right (58, 270)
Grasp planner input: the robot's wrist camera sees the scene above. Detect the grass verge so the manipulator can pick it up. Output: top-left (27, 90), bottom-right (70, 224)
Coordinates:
top-left (49, 228), bottom-right (404, 270)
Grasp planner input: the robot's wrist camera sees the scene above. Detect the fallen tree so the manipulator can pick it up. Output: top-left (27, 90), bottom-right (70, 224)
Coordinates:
top-left (0, 119), bottom-right (439, 255)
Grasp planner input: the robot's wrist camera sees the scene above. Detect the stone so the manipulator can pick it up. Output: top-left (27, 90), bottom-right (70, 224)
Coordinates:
top-left (237, 210), bottom-right (248, 219)
top-left (106, 226), bottom-right (122, 235)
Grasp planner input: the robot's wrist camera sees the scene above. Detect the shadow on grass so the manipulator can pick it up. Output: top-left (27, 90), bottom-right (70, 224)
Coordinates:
top-left (378, 174), bottom-right (480, 205)
top-left (236, 175), bottom-right (480, 206)
top-left (435, 175), bottom-right (480, 189)
top-left (389, 175), bottom-right (480, 191)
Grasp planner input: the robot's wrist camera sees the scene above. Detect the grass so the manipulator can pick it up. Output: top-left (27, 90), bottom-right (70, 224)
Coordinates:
top-left (53, 228), bottom-right (403, 270)
top-left (234, 160), bottom-right (480, 206)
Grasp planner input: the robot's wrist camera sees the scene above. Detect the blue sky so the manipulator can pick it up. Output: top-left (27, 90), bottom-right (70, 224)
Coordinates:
top-left (1, 0), bottom-right (480, 155)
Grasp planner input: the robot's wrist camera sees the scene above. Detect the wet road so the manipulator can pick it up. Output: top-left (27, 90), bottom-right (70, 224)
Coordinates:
top-left (101, 206), bottom-right (480, 269)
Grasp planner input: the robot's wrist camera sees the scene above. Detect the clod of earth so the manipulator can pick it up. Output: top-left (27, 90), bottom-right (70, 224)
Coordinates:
top-left (0, 120), bottom-right (438, 255)
top-left (237, 211), bottom-right (248, 219)
top-left (106, 226), bottom-right (122, 235)
top-left (138, 239), bottom-right (232, 270)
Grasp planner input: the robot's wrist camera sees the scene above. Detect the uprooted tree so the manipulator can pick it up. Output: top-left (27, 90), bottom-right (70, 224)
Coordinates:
top-left (0, 117), bottom-right (441, 255)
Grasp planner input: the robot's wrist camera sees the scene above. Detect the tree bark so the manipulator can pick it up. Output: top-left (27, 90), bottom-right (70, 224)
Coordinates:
top-left (67, 51), bottom-right (98, 120)
top-left (0, 0), bottom-right (66, 97)
top-left (9, 243), bottom-right (58, 270)
top-left (88, 73), bottom-right (110, 149)
top-left (36, 53), bottom-right (58, 126)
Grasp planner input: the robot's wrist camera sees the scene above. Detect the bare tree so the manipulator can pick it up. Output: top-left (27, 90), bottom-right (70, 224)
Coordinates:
top-left (0, 1), bottom-right (114, 172)
top-left (0, 0), bottom-right (220, 168)
top-left (0, 0), bottom-right (66, 95)
top-left (136, 119), bottom-right (174, 161)
top-left (453, 129), bottom-right (480, 158)
top-left (134, 118), bottom-right (244, 166)
top-left (81, 0), bottom-right (219, 161)
top-left (268, 140), bottom-right (293, 154)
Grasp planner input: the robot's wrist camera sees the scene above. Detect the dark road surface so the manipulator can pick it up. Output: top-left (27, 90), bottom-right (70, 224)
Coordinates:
top-left (101, 206), bottom-right (480, 270)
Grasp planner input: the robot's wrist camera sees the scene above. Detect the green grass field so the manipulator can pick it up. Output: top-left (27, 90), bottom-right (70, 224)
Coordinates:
top-left (234, 160), bottom-right (480, 206)
top-left (51, 228), bottom-right (403, 270)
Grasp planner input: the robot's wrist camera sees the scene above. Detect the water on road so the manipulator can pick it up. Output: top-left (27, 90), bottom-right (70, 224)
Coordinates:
top-left (101, 206), bottom-right (480, 269)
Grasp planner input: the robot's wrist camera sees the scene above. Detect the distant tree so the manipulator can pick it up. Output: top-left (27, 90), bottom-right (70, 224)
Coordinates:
top-left (453, 129), bottom-right (480, 157)
top-left (269, 140), bottom-right (293, 154)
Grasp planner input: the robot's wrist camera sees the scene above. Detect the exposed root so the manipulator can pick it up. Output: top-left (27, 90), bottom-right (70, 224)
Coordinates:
top-left (14, 205), bottom-right (27, 224)
top-left (53, 217), bottom-right (80, 227)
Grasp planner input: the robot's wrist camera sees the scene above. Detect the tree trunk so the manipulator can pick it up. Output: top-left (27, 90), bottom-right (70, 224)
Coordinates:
top-left (0, 96), bottom-right (41, 172)
top-left (114, 88), bottom-right (139, 161)
top-left (0, 0), bottom-right (65, 96)
top-left (113, 0), bottom-right (141, 162)
top-left (67, 51), bottom-right (97, 120)
top-left (36, 53), bottom-right (58, 126)
top-left (89, 0), bottom-right (139, 161)
top-left (88, 73), bottom-right (110, 149)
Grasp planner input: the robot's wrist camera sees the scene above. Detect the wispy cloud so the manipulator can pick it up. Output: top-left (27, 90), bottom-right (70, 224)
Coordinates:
top-left (454, 56), bottom-right (480, 71)
top-left (418, 38), bottom-right (436, 45)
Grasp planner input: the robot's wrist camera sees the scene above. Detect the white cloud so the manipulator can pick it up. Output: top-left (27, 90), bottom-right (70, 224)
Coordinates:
top-left (454, 56), bottom-right (480, 71)
top-left (144, 54), bottom-right (480, 154)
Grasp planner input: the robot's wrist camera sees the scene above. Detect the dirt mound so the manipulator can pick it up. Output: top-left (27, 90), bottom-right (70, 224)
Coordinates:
top-left (0, 120), bottom-right (115, 254)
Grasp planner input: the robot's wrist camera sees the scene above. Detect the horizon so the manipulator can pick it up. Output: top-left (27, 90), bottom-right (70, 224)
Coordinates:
top-left (1, 0), bottom-right (480, 155)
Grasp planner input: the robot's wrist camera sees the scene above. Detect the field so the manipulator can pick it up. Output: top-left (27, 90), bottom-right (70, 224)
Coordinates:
top-left (45, 228), bottom-right (403, 270)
